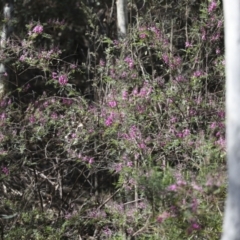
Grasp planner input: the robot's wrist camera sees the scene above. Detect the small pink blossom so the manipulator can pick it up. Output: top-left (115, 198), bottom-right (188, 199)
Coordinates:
top-left (0, 113), bottom-right (6, 121)
top-left (188, 222), bottom-right (201, 234)
top-left (217, 111), bottom-right (225, 118)
top-left (88, 158), bottom-right (94, 164)
top-left (217, 20), bottom-right (223, 28)
top-left (29, 115), bottom-right (35, 123)
top-left (99, 59), bottom-right (105, 67)
top-left (51, 112), bottom-right (58, 120)
top-left (115, 163), bottom-right (122, 172)
top-left (1, 166), bottom-right (9, 175)
top-left (70, 64), bottom-right (77, 69)
top-left (132, 88), bottom-right (138, 96)
top-left (58, 74), bottom-right (68, 85)
top-left (210, 122), bottom-right (217, 129)
top-left (215, 136), bottom-right (226, 149)
top-left (177, 179), bottom-right (186, 186)
top-left (208, 0), bottom-right (217, 13)
top-left (191, 183), bottom-right (202, 191)
top-left (174, 56), bottom-right (182, 66)
top-left (105, 113), bottom-right (114, 126)
top-left (32, 25), bottom-right (43, 34)
top-left (170, 117), bottom-right (177, 123)
top-left (182, 129), bottom-right (190, 137)
top-left (127, 161), bottom-right (133, 167)
top-left (167, 184), bottom-right (178, 191)
top-left (124, 56), bottom-right (134, 69)
top-left (175, 75), bottom-right (185, 82)
top-left (193, 70), bottom-right (202, 77)
top-left (139, 33), bottom-right (147, 39)
top-left (185, 41), bottom-right (193, 48)
top-left (108, 101), bottom-right (117, 108)
top-left (19, 55), bottom-right (26, 61)
top-left (102, 227), bottom-right (112, 237)
top-left (139, 142), bottom-right (146, 149)
top-left (191, 222), bottom-right (201, 230)
top-left (162, 54), bottom-right (169, 64)
top-left (52, 72), bottom-right (58, 79)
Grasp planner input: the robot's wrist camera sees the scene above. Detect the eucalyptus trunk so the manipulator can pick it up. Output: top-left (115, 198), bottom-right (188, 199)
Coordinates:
top-left (116, 0), bottom-right (128, 39)
top-left (0, 2), bottom-right (13, 98)
top-left (222, 0), bottom-right (240, 239)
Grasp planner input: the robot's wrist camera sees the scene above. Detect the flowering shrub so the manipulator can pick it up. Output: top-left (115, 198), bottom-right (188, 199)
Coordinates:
top-left (0, 0), bottom-right (226, 239)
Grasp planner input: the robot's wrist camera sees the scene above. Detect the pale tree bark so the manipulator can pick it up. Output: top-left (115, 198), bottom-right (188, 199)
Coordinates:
top-left (222, 1), bottom-right (240, 239)
top-left (116, 0), bottom-right (128, 39)
top-left (0, 2), bottom-right (13, 98)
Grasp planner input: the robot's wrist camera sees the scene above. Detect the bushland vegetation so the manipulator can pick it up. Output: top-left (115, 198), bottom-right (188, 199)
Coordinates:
top-left (0, 0), bottom-right (225, 239)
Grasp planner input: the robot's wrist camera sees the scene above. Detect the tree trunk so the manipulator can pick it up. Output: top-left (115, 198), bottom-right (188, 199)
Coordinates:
top-left (0, 3), bottom-right (13, 98)
top-left (116, 0), bottom-right (128, 40)
top-left (222, 1), bottom-right (240, 239)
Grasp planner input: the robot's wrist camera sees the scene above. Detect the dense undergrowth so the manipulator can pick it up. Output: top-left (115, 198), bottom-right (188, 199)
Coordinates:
top-left (0, 0), bottom-right (226, 239)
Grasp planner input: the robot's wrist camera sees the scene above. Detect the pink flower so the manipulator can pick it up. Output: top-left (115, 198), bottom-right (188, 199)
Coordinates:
top-left (113, 40), bottom-right (119, 45)
top-left (185, 41), bottom-right (192, 48)
top-left (51, 112), bottom-right (58, 120)
top-left (58, 74), bottom-right (68, 85)
top-left (99, 59), bottom-right (105, 67)
top-left (174, 56), bottom-right (182, 66)
top-left (191, 183), bottom-right (202, 191)
top-left (192, 222), bottom-right (201, 230)
top-left (139, 33), bottom-right (147, 39)
top-left (105, 113), bottom-right (114, 126)
top-left (208, 0), bottom-right (217, 13)
top-left (170, 117), bottom-right (177, 123)
top-left (167, 184), bottom-right (178, 191)
top-left (215, 136), bottom-right (226, 149)
top-left (29, 115), bottom-right (35, 123)
top-left (108, 101), bottom-right (117, 108)
top-left (217, 20), bottom-right (223, 28)
top-left (103, 227), bottom-right (112, 237)
top-left (105, 117), bottom-right (113, 126)
top-left (1, 166), bottom-right (9, 175)
top-left (188, 221), bottom-right (201, 234)
top-left (139, 142), bottom-right (146, 149)
top-left (175, 75), bottom-right (185, 82)
top-left (162, 54), bottom-right (169, 64)
top-left (0, 113), bottom-right (6, 121)
top-left (19, 55), bottom-right (26, 61)
top-left (127, 161), bottom-right (133, 167)
top-left (193, 70), bottom-right (202, 77)
top-left (210, 122), bottom-right (217, 129)
top-left (124, 56), bottom-right (134, 69)
top-left (217, 111), bottom-right (225, 118)
top-left (132, 88), bottom-right (138, 96)
top-left (177, 179), bottom-right (186, 186)
top-left (32, 25), bottom-right (43, 34)
top-left (52, 72), bottom-right (58, 79)
top-left (115, 163), bottom-right (122, 172)
top-left (88, 158), bottom-right (94, 164)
